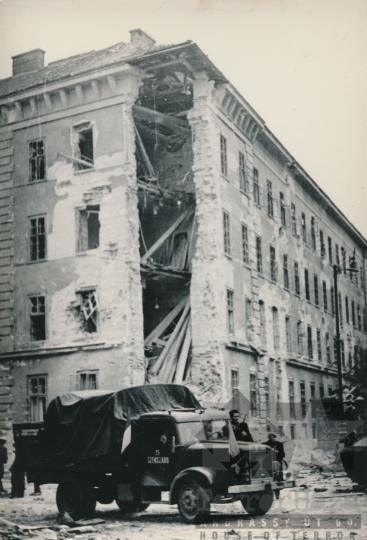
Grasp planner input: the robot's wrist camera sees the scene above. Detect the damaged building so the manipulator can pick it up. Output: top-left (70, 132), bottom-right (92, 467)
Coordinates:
top-left (0, 29), bottom-right (366, 446)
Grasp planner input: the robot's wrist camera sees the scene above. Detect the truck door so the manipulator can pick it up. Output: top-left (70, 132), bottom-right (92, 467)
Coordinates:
top-left (140, 418), bottom-right (177, 488)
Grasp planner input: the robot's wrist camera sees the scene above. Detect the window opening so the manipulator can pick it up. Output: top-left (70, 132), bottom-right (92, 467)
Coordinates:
top-left (331, 287), bottom-right (335, 315)
top-left (241, 224), bottom-right (249, 264)
top-left (328, 237), bottom-right (333, 264)
top-left (283, 254), bottom-right (289, 290)
top-left (267, 180), bottom-right (273, 217)
top-left (311, 217), bottom-right (317, 251)
top-left (322, 281), bottom-right (328, 311)
top-left (79, 371), bottom-right (98, 390)
top-left (291, 203), bottom-right (297, 236)
top-left (307, 325), bottom-right (313, 359)
top-left (73, 124), bottom-right (94, 171)
top-left (300, 382), bottom-right (306, 419)
top-left (264, 376), bottom-right (270, 417)
top-left (223, 211), bottom-right (231, 255)
top-left (285, 316), bottom-right (292, 353)
top-left (253, 168), bottom-right (260, 205)
top-left (78, 205), bottom-right (100, 252)
top-left (319, 384), bottom-right (325, 398)
top-left (289, 381), bottom-right (295, 418)
top-left (297, 321), bottom-right (304, 355)
top-left (227, 289), bottom-right (234, 335)
top-left (30, 216), bottom-right (46, 261)
top-left (270, 245), bottom-right (277, 283)
top-left (239, 152), bottom-right (247, 191)
top-left (304, 268), bottom-right (310, 301)
top-left (272, 307), bottom-right (279, 350)
top-left (256, 235), bottom-right (262, 274)
top-left (317, 329), bottom-right (322, 362)
top-left (79, 289), bottom-right (99, 333)
top-left (280, 192), bottom-right (286, 226)
top-left (29, 140), bottom-right (45, 182)
top-left (250, 373), bottom-right (258, 417)
top-left (259, 300), bottom-right (266, 346)
top-left (314, 274), bottom-right (319, 306)
top-left (30, 295), bottom-right (46, 341)
top-left (326, 333), bottom-right (331, 364)
top-left (220, 134), bottom-right (227, 177)
top-left (28, 375), bottom-right (47, 422)
top-left (294, 261), bottom-right (300, 296)
top-left (320, 230), bottom-right (326, 259)
top-left (301, 212), bottom-right (306, 243)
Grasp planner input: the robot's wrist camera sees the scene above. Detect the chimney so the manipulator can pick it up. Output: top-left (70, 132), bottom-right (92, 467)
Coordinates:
top-left (12, 49), bottom-right (45, 76)
top-left (129, 29), bottom-right (156, 50)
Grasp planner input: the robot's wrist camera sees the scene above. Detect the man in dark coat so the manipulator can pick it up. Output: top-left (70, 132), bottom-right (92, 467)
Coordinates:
top-left (229, 409), bottom-right (253, 442)
top-left (262, 433), bottom-right (285, 463)
top-left (0, 438), bottom-right (8, 493)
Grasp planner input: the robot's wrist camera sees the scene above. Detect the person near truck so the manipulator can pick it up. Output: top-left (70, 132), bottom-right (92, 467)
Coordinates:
top-left (0, 438), bottom-right (8, 494)
top-left (229, 409), bottom-right (253, 442)
top-left (261, 433), bottom-right (286, 499)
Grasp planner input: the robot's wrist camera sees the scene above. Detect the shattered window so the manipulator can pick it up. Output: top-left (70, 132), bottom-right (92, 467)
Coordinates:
top-left (30, 295), bottom-right (46, 341)
top-left (79, 289), bottom-right (99, 333)
top-left (30, 216), bottom-right (46, 261)
top-left (73, 124), bottom-right (94, 171)
top-left (28, 375), bottom-right (47, 422)
top-left (29, 139), bottom-right (46, 182)
top-left (78, 205), bottom-right (100, 252)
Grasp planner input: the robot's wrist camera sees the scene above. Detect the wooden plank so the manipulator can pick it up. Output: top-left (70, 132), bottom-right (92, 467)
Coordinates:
top-left (151, 298), bottom-right (190, 376)
top-left (174, 320), bottom-right (191, 384)
top-left (134, 124), bottom-right (156, 178)
top-left (162, 315), bottom-right (190, 383)
top-left (141, 207), bottom-right (194, 262)
top-left (133, 105), bottom-right (190, 136)
top-left (144, 297), bottom-right (187, 346)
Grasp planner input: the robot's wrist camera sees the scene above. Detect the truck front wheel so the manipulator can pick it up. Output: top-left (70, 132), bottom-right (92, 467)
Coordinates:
top-left (241, 490), bottom-right (274, 515)
top-left (56, 479), bottom-right (96, 520)
top-left (177, 479), bottom-right (211, 524)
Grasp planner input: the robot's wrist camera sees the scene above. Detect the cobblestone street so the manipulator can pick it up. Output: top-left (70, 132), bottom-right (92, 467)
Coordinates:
top-left (0, 468), bottom-right (366, 540)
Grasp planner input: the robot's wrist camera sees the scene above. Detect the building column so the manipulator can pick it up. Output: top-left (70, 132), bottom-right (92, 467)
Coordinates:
top-left (187, 74), bottom-right (228, 403)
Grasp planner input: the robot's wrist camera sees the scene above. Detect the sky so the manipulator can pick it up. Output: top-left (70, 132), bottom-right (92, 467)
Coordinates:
top-left (0, 0), bottom-right (366, 238)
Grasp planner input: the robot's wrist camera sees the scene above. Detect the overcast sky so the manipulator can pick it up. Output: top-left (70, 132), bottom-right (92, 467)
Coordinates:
top-left (1, 0), bottom-right (366, 239)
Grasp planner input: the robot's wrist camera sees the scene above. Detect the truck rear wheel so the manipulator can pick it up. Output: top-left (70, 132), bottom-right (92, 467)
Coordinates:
top-left (241, 490), bottom-right (274, 515)
top-left (177, 479), bottom-right (211, 524)
top-left (56, 478), bottom-right (96, 520)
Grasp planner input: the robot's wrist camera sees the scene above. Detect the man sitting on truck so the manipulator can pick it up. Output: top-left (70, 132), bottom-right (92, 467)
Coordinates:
top-left (229, 410), bottom-right (253, 442)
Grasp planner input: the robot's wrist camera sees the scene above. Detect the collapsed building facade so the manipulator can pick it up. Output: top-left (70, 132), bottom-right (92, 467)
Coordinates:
top-left (0, 30), bottom-right (366, 445)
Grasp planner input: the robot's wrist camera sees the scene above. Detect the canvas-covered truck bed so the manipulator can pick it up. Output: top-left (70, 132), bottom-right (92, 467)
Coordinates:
top-left (14, 384), bottom-right (202, 482)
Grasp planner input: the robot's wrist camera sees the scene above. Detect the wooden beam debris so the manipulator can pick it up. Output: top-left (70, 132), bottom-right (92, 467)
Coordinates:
top-left (133, 105), bottom-right (190, 136)
top-left (141, 207), bottom-right (194, 263)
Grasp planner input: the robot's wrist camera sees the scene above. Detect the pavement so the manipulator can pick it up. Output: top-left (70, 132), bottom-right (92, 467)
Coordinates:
top-left (0, 468), bottom-right (366, 540)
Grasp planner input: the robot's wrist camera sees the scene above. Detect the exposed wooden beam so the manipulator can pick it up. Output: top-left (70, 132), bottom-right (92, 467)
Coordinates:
top-left (141, 207), bottom-right (194, 263)
top-left (133, 105), bottom-right (190, 135)
top-left (134, 124), bottom-right (156, 178)
top-left (144, 296), bottom-right (188, 346)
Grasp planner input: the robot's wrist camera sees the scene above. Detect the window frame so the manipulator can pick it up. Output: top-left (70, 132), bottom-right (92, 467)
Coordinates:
top-left (283, 254), bottom-right (289, 290)
top-left (256, 235), bottom-right (263, 274)
top-left (267, 180), bottom-right (274, 217)
top-left (220, 134), bottom-right (228, 177)
top-left (29, 294), bottom-right (46, 341)
top-left (29, 214), bottom-right (47, 262)
top-left (253, 168), bottom-right (260, 206)
top-left (241, 223), bottom-right (249, 265)
top-left (239, 151), bottom-right (247, 192)
top-left (27, 374), bottom-right (48, 422)
top-left (28, 138), bottom-right (46, 183)
top-left (73, 122), bottom-right (94, 172)
top-left (226, 288), bottom-right (234, 335)
top-left (223, 210), bottom-right (231, 256)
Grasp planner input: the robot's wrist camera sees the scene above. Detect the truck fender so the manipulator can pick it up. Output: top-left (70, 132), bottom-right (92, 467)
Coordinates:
top-left (170, 467), bottom-right (215, 505)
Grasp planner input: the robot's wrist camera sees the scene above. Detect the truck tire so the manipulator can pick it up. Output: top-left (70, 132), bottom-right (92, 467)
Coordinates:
top-left (56, 478), bottom-right (96, 520)
top-left (115, 500), bottom-right (150, 513)
top-left (241, 490), bottom-right (274, 515)
top-left (177, 479), bottom-right (211, 524)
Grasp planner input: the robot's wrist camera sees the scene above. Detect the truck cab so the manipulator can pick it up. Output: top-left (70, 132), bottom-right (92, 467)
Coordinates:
top-left (117, 409), bottom-right (294, 523)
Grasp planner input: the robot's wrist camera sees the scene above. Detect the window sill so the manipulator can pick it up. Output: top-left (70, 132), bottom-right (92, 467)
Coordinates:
top-left (221, 174), bottom-right (229, 182)
top-left (27, 179), bottom-right (47, 186)
top-left (74, 168), bottom-right (95, 175)
top-left (224, 253), bottom-right (233, 261)
top-left (24, 259), bottom-right (47, 266)
top-left (239, 189), bottom-right (250, 198)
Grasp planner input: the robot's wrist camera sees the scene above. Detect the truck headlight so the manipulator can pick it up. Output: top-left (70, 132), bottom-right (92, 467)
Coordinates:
top-left (273, 460), bottom-right (281, 472)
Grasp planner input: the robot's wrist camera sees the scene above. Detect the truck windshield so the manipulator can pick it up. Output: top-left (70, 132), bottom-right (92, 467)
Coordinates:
top-left (177, 420), bottom-right (230, 444)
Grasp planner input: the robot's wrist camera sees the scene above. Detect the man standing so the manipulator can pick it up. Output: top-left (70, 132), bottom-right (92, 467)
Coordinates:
top-left (0, 437), bottom-right (8, 494)
top-left (229, 409), bottom-right (253, 442)
top-left (261, 433), bottom-right (285, 464)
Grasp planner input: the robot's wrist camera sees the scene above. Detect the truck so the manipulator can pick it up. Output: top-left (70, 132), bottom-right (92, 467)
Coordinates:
top-left (13, 384), bottom-right (295, 523)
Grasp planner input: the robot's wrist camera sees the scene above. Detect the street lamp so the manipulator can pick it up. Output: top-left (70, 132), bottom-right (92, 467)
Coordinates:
top-left (333, 249), bottom-right (358, 407)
